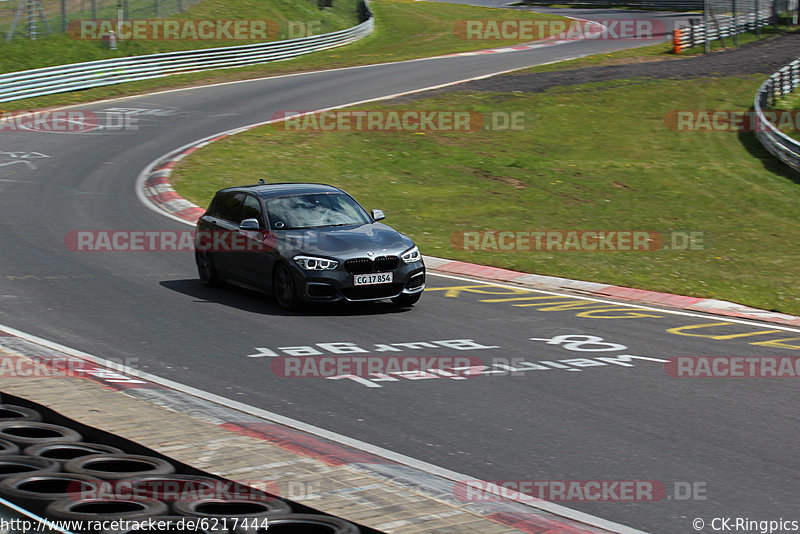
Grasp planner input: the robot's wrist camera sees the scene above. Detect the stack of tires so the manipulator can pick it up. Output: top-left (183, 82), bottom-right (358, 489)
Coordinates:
top-left (0, 403), bottom-right (370, 533)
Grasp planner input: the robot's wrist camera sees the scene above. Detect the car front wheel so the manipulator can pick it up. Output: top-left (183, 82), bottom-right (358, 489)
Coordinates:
top-left (273, 263), bottom-right (299, 310)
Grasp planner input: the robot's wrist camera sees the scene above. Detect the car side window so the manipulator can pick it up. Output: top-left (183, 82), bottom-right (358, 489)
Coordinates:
top-left (212, 192), bottom-right (245, 222)
top-left (240, 194), bottom-right (264, 227)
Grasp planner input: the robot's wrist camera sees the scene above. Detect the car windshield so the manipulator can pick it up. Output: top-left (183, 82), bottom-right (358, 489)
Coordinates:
top-left (266, 193), bottom-right (372, 230)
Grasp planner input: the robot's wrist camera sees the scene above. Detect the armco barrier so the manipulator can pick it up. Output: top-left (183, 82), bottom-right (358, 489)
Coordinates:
top-left (0, 1), bottom-right (372, 103)
top-left (754, 58), bottom-right (800, 173)
top-left (522, 0), bottom-right (703, 8)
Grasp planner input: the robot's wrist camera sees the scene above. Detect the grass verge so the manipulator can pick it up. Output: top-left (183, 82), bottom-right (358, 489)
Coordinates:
top-left (171, 75), bottom-right (800, 316)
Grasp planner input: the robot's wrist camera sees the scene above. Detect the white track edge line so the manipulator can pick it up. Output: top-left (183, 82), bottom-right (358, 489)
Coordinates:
top-left (0, 321), bottom-right (648, 534)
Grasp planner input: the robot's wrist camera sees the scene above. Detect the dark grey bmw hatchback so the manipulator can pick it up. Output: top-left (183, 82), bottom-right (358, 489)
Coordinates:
top-left (194, 182), bottom-right (425, 309)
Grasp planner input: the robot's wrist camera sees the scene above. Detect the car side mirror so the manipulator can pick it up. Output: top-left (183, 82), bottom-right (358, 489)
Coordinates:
top-left (371, 209), bottom-right (385, 221)
top-left (239, 218), bottom-right (261, 230)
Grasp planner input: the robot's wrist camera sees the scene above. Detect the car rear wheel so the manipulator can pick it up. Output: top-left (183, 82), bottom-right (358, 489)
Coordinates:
top-left (273, 264), bottom-right (299, 311)
top-left (196, 251), bottom-right (221, 287)
top-left (392, 292), bottom-right (421, 307)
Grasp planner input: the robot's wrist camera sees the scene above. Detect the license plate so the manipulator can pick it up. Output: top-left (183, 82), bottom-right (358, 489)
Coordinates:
top-left (354, 273), bottom-right (393, 286)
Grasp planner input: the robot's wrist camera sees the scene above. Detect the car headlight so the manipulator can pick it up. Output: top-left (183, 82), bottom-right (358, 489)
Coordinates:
top-left (401, 246), bottom-right (421, 264)
top-left (294, 255), bottom-right (339, 270)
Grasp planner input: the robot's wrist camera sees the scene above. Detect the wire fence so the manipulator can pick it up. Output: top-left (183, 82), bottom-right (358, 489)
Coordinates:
top-left (520, 0), bottom-right (704, 8)
top-left (1, 0), bottom-right (204, 40)
top-left (673, 0), bottom-right (798, 52)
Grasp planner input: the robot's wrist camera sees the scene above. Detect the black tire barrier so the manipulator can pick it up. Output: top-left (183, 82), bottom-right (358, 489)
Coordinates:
top-left (0, 404), bottom-right (43, 422)
top-left (0, 393), bottom-right (384, 534)
top-left (24, 442), bottom-right (124, 463)
top-left (0, 455), bottom-right (61, 480)
top-left (0, 438), bottom-right (20, 455)
top-left (0, 472), bottom-right (101, 515)
top-left (122, 474), bottom-right (228, 503)
top-left (0, 421), bottom-right (82, 446)
top-left (100, 515), bottom-right (218, 533)
top-left (65, 454), bottom-right (175, 480)
top-left (46, 497), bottom-right (169, 532)
top-left (171, 497), bottom-right (292, 528)
top-left (238, 513), bottom-right (362, 534)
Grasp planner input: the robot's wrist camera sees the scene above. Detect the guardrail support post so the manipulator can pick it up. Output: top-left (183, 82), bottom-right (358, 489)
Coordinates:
top-left (755, 0), bottom-right (761, 36)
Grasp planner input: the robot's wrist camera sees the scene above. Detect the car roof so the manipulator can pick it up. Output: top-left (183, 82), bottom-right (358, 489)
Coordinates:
top-left (215, 182), bottom-right (345, 199)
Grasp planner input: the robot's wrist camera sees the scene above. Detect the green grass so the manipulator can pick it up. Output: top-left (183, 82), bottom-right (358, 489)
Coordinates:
top-left (0, 0), bottom-right (567, 110)
top-left (0, 0), bottom-right (361, 73)
top-left (171, 75), bottom-right (800, 316)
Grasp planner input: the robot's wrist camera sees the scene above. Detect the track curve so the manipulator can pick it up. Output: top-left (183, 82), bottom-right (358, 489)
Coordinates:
top-left (2, 6), bottom-right (798, 533)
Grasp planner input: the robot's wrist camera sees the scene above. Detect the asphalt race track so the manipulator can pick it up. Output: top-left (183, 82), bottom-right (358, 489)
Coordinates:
top-left (2, 4), bottom-right (799, 533)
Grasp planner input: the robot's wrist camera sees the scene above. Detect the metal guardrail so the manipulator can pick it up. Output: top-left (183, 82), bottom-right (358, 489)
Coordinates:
top-left (0, 0), bottom-right (373, 103)
top-left (521, 0), bottom-right (703, 8)
top-left (672, 10), bottom-right (772, 52)
top-left (754, 58), bottom-right (800, 173)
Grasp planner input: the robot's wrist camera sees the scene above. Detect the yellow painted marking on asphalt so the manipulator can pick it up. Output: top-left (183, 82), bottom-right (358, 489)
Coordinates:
top-left (520, 301), bottom-right (612, 311)
top-left (479, 295), bottom-right (569, 303)
top-left (749, 337), bottom-right (800, 350)
top-left (432, 283), bottom-right (799, 349)
top-left (472, 291), bottom-right (666, 317)
top-left (576, 307), bottom-right (666, 319)
top-left (426, 285), bottom-right (529, 298)
top-left (433, 284), bottom-right (666, 317)
top-left (666, 322), bottom-right (783, 339)
top-left (575, 307), bottom-right (666, 319)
